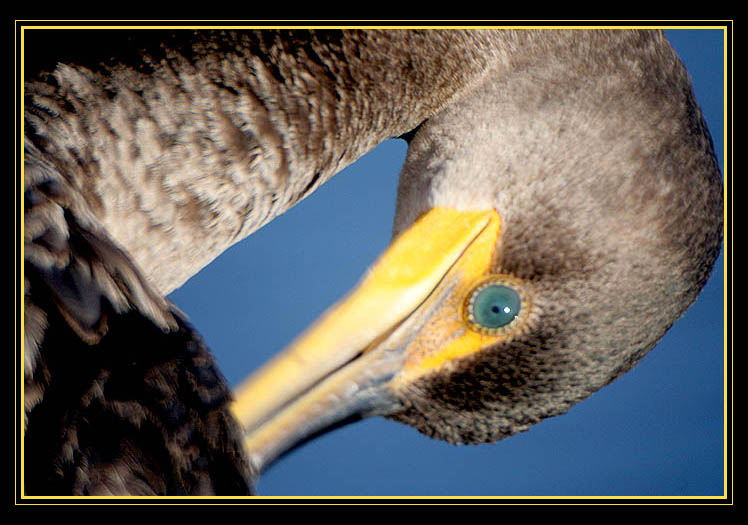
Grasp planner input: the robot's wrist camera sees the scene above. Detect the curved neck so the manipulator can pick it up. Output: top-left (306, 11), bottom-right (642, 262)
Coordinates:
top-left (25, 29), bottom-right (506, 293)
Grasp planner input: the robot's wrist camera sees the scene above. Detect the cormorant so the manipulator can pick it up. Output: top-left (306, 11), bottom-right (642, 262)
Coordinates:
top-left (22, 28), bottom-right (724, 496)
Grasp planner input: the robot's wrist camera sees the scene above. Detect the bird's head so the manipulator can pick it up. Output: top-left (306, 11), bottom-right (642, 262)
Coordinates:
top-left (231, 33), bottom-right (723, 475)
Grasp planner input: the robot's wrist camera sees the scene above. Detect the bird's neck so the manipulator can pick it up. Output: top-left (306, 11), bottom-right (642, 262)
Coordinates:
top-left (24, 30), bottom-right (506, 294)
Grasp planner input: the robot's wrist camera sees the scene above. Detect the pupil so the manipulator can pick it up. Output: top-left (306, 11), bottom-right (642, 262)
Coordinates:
top-left (491, 306), bottom-right (500, 313)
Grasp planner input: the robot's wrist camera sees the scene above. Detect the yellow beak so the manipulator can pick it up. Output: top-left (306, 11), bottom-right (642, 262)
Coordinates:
top-left (231, 208), bottom-right (502, 474)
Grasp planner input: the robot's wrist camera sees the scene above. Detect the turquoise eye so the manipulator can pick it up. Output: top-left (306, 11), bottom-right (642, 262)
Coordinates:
top-left (464, 277), bottom-right (529, 335)
top-left (471, 285), bottom-right (521, 328)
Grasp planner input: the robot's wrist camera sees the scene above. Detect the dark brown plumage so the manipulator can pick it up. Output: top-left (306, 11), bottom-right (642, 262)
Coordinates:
top-left (24, 140), bottom-right (252, 494)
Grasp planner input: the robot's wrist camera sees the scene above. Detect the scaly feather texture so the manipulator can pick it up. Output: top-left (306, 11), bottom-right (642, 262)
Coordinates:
top-left (24, 29), bottom-right (504, 495)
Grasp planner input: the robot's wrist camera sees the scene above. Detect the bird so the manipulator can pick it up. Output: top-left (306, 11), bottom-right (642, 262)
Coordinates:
top-left (22, 28), bottom-right (724, 496)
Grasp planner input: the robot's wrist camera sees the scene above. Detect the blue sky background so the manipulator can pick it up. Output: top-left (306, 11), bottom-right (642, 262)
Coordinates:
top-left (169, 29), bottom-right (726, 497)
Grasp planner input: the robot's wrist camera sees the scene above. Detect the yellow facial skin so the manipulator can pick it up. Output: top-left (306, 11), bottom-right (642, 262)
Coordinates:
top-left (399, 211), bottom-right (503, 379)
top-left (395, 215), bottom-right (533, 386)
top-left (232, 207), bottom-right (531, 474)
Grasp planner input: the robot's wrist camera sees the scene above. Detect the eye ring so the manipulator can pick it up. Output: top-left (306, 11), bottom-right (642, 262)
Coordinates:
top-left (463, 274), bottom-right (532, 336)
